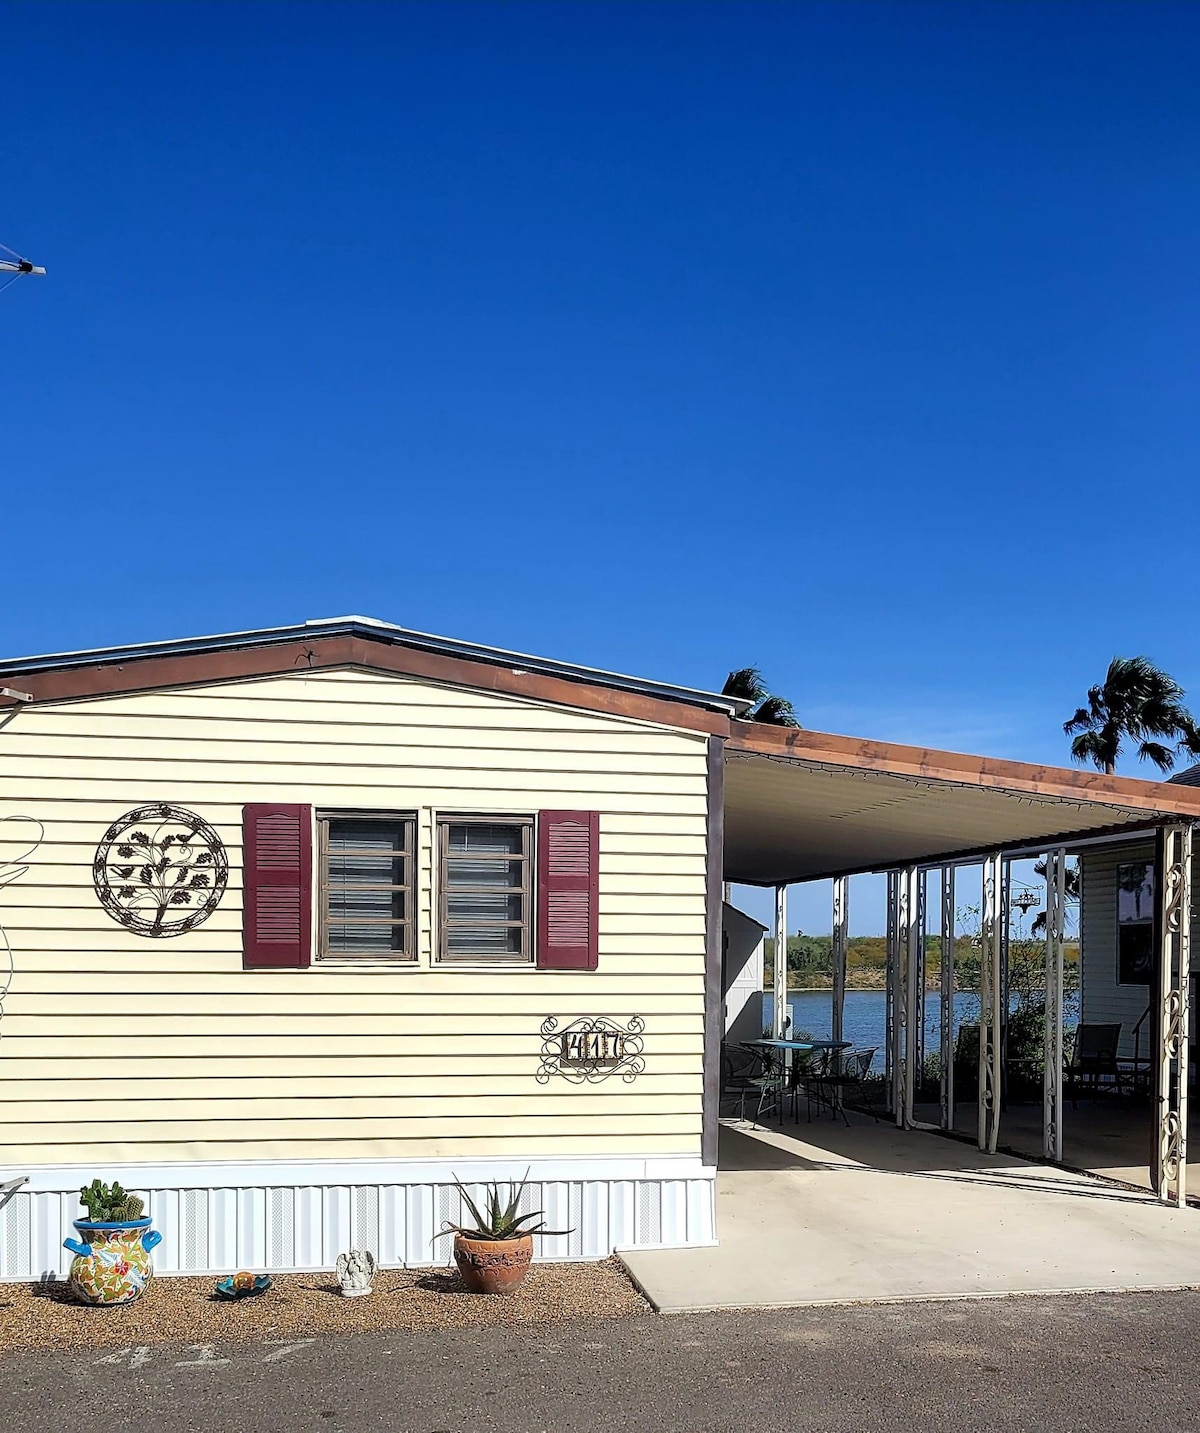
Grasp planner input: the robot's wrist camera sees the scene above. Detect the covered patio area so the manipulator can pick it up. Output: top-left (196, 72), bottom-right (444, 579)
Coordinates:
top-left (986, 1100), bottom-right (1200, 1195)
top-left (715, 725), bottom-right (1200, 1206)
top-left (623, 1116), bottom-right (1200, 1312)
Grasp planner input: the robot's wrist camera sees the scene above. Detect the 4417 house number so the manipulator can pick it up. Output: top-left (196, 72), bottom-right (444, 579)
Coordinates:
top-left (536, 1015), bottom-right (646, 1084)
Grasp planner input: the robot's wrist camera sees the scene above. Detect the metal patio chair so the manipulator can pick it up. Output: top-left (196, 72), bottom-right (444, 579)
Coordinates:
top-left (817, 1047), bottom-right (880, 1126)
top-left (720, 1042), bottom-right (784, 1126)
top-left (1066, 1023), bottom-right (1124, 1107)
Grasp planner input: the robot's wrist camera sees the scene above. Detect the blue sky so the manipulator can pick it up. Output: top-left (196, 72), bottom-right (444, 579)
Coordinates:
top-left (4, 2), bottom-right (1198, 932)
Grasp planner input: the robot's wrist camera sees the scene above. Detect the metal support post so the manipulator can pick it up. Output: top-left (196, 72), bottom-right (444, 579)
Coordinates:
top-left (1000, 857), bottom-right (1011, 1111)
top-left (832, 876), bottom-right (849, 1113)
top-left (773, 883), bottom-right (789, 1041)
top-left (978, 854), bottom-right (1003, 1154)
top-left (832, 876), bottom-right (849, 1049)
top-left (1042, 848), bottom-right (1066, 1162)
top-left (916, 871), bottom-right (927, 1103)
top-left (891, 871), bottom-right (910, 1127)
top-left (1156, 824), bottom-right (1193, 1205)
top-left (885, 870), bottom-right (898, 1116)
top-left (902, 866), bottom-right (922, 1129)
top-left (940, 867), bottom-right (955, 1132)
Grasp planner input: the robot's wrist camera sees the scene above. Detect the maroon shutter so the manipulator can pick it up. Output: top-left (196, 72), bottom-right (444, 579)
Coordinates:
top-left (537, 811), bottom-right (599, 970)
top-left (242, 804), bottom-right (313, 969)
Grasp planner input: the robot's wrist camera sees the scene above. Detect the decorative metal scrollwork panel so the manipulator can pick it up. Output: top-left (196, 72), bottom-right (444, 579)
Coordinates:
top-left (1157, 823), bottom-right (1193, 1204)
top-left (536, 1015), bottom-right (645, 1084)
top-left (93, 804), bottom-right (228, 937)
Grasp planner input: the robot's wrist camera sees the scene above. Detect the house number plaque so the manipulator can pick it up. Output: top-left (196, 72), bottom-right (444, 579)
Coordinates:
top-left (536, 1015), bottom-right (645, 1085)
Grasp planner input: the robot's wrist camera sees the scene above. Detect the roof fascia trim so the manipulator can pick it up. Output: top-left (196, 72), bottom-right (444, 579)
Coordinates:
top-left (0, 618), bottom-right (746, 718)
top-left (0, 632), bottom-right (734, 737)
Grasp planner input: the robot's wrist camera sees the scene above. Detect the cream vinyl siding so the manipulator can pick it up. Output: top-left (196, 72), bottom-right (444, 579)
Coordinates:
top-left (0, 669), bottom-right (710, 1164)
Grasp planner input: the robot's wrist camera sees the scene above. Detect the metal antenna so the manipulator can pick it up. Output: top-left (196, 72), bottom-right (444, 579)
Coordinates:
top-left (0, 240), bottom-right (46, 297)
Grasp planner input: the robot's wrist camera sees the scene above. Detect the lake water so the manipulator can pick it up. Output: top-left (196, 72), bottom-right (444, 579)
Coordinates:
top-left (759, 990), bottom-right (1079, 1073)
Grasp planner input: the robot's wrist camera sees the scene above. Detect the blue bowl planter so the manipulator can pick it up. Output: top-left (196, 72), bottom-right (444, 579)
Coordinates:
top-left (64, 1217), bottom-right (162, 1306)
top-left (213, 1273), bottom-right (272, 1300)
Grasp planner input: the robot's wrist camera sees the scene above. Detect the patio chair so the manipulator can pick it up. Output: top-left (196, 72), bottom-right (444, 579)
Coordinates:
top-left (817, 1047), bottom-right (880, 1126)
top-left (1066, 1023), bottom-right (1124, 1107)
top-left (720, 1043), bottom-right (784, 1126)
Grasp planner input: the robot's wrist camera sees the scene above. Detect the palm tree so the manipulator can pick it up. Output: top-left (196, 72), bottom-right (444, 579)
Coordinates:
top-left (722, 667), bottom-right (800, 727)
top-left (1064, 656), bottom-right (1200, 776)
top-left (1030, 855), bottom-right (1081, 936)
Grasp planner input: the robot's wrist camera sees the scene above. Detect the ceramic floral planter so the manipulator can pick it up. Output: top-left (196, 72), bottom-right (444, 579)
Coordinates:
top-left (64, 1217), bottom-right (162, 1306)
top-left (453, 1233), bottom-right (533, 1294)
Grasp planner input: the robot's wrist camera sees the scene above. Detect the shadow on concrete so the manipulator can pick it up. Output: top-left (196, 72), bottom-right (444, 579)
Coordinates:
top-left (717, 1125), bottom-right (822, 1171)
top-left (720, 1114), bottom-right (1159, 1206)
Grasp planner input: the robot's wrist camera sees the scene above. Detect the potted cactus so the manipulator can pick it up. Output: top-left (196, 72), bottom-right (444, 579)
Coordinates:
top-left (437, 1172), bottom-right (571, 1295)
top-left (63, 1180), bottom-right (162, 1306)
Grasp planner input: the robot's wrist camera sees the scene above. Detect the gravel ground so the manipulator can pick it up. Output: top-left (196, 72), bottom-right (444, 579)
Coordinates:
top-left (0, 1257), bottom-right (648, 1352)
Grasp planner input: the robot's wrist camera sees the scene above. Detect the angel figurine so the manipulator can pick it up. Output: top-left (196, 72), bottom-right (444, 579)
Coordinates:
top-left (336, 1248), bottom-right (377, 1297)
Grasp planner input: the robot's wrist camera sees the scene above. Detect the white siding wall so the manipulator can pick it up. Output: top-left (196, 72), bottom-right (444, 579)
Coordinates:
top-left (721, 902), bottom-right (766, 1047)
top-left (1079, 839), bottom-right (1200, 1061)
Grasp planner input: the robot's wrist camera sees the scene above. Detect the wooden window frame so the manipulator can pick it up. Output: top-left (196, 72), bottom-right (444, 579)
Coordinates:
top-left (317, 810), bottom-right (417, 963)
top-left (436, 813), bottom-right (535, 966)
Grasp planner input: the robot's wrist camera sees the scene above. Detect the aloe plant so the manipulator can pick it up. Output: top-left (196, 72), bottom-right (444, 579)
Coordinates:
top-left (436, 1171), bottom-right (572, 1242)
top-left (78, 1180), bottom-right (145, 1222)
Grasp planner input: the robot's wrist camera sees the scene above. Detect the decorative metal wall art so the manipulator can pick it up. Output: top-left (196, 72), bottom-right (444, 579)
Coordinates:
top-left (0, 816), bottom-right (43, 1042)
top-left (536, 1015), bottom-right (645, 1085)
top-left (93, 804), bottom-right (228, 937)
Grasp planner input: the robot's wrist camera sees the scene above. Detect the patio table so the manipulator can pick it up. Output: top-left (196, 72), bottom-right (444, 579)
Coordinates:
top-left (745, 1039), bottom-right (852, 1122)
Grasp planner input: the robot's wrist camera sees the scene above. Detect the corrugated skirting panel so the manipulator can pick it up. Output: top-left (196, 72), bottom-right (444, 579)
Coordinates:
top-left (0, 1165), bottom-right (717, 1281)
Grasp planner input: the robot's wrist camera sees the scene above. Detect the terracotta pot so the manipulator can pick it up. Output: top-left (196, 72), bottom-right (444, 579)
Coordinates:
top-left (452, 1233), bottom-right (533, 1294)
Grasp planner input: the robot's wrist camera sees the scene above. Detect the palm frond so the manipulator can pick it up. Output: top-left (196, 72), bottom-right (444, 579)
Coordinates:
top-left (1137, 740), bottom-right (1176, 772)
top-left (722, 667), bottom-right (769, 704)
top-left (1069, 730), bottom-right (1115, 772)
top-left (753, 695), bottom-right (800, 728)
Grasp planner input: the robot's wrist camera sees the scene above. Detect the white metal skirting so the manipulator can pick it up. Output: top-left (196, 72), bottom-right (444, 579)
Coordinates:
top-left (0, 1156), bottom-right (717, 1281)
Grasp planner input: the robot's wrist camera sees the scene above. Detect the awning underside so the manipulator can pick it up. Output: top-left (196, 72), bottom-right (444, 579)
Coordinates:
top-left (724, 749), bottom-right (1167, 885)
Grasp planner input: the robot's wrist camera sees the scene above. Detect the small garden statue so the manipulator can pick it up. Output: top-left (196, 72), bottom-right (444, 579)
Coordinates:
top-left (335, 1248), bottom-right (377, 1297)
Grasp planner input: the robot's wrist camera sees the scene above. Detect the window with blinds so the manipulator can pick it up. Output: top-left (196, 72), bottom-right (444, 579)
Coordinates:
top-left (437, 816), bottom-right (533, 964)
top-left (318, 814), bottom-right (416, 961)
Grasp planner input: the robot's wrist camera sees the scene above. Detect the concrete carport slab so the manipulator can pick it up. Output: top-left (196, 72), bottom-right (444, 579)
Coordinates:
top-left (619, 1119), bottom-right (1200, 1312)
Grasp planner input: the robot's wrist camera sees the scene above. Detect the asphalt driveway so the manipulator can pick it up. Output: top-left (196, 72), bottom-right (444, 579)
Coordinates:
top-left (3, 1288), bottom-right (1197, 1432)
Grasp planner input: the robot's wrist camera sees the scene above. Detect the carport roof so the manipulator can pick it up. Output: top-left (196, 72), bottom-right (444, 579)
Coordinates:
top-left (724, 724), bottom-right (1200, 886)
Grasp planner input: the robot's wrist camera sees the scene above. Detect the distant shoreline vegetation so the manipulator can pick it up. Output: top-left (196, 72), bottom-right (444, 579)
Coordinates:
top-left (762, 933), bottom-right (1080, 993)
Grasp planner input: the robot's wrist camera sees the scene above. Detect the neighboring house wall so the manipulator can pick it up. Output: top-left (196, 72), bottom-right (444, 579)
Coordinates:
top-left (0, 668), bottom-right (714, 1276)
top-left (1079, 839), bottom-right (1200, 1063)
top-left (721, 902), bottom-right (765, 1046)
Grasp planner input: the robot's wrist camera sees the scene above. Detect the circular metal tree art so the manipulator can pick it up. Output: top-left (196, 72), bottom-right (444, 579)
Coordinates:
top-left (93, 804), bottom-right (228, 938)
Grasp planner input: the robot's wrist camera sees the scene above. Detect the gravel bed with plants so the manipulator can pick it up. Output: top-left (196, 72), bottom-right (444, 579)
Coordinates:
top-left (0, 1258), bottom-right (650, 1352)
